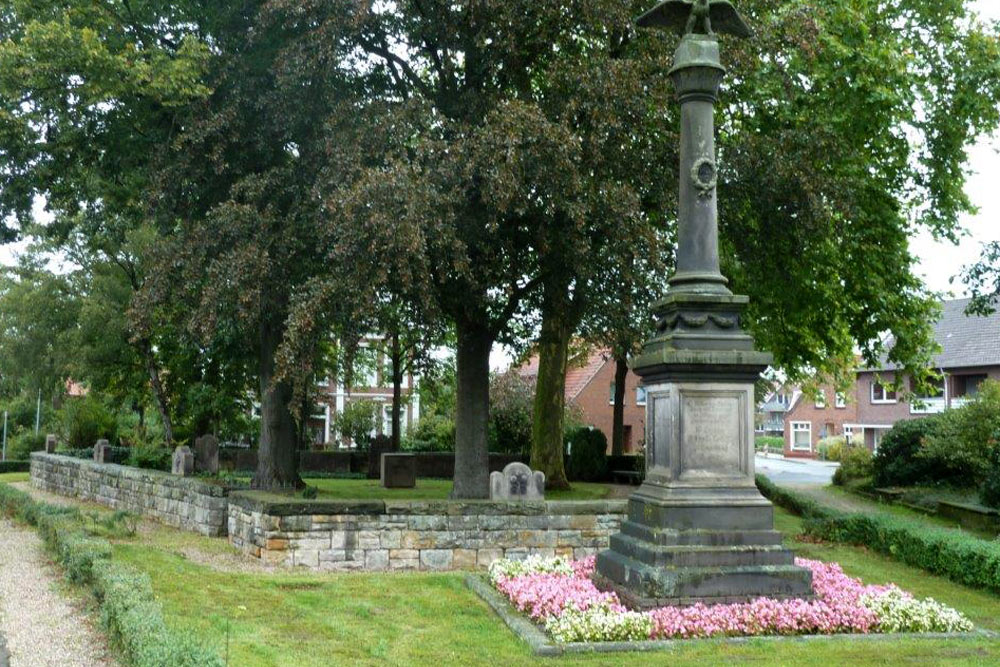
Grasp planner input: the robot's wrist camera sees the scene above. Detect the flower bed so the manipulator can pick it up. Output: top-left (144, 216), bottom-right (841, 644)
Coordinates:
top-left (488, 555), bottom-right (973, 643)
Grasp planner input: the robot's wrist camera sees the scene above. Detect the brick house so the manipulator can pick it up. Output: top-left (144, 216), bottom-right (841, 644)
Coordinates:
top-left (519, 348), bottom-right (646, 454)
top-left (306, 337), bottom-right (419, 448)
top-left (784, 298), bottom-right (1000, 457)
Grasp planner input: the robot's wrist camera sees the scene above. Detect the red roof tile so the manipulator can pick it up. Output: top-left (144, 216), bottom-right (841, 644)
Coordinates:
top-left (517, 347), bottom-right (610, 400)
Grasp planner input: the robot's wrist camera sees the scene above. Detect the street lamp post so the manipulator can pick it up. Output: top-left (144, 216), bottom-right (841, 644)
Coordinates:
top-left (594, 0), bottom-right (813, 608)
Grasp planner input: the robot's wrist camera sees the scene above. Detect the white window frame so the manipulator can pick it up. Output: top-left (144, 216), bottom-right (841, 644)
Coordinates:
top-left (871, 382), bottom-right (897, 404)
top-left (790, 422), bottom-right (812, 452)
top-left (835, 392), bottom-right (847, 409)
top-left (814, 392), bottom-right (826, 409)
top-left (636, 386), bottom-right (647, 406)
top-left (608, 382), bottom-right (617, 405)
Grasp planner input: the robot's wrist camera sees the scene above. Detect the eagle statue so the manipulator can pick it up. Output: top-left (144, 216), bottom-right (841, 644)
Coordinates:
top-left (637, 0), bottom-right (753, 39)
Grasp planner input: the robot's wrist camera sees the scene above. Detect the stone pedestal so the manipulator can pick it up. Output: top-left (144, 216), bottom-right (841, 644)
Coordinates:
top-left (172, 446), bottom-right (194, 476)
top-left (93, 439), bottom-right (111, 463)
top-left (45, 434), bottom-right (57, 454)
top-left (380, 453), bottom-right (416, 488)
top-left (594, 23), bottom-right (812, 608)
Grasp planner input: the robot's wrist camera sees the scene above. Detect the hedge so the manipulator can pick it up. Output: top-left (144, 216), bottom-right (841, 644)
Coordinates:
top-left (756, 474), bottom-right (1000, 596)
top-left (0, 460), bottom-right (30, 473)
top-left (0, 483), bottom-right (221, 666)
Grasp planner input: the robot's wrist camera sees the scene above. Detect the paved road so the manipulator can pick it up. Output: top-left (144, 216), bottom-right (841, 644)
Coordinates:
top-left (754, 453), bottom-right (838, 486)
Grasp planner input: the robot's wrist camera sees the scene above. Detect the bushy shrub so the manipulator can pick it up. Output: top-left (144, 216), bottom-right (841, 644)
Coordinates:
top-left (872, 415), bottom-right (944, 487)
top-left (816, 436), bottom-right (845, 462)
top-left (59, 396), bottom-right (117, 449)
top-left (833, 446), bottom-right (873, 487)
top-left (120, 417), bottom-right (172, 470)
top-left (916, 409), bottom-right (989, 485)
top-left (980, 427), bottom-right (1000, 509)
top-left (404, 413), bottom-right (455, 452)
top-left (8, 430), bottom-right (46, 460)
top-left (566, 427), bottom-right (608, 482)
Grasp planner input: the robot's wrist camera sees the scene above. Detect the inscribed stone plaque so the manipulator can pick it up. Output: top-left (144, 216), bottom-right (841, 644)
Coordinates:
top-left (679, 393), bottom-right (741, 478)
top-left (647, 388), bottom-right (672, 472)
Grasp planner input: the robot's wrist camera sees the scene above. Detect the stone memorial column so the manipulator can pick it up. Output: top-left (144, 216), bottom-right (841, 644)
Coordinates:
top-left (594, 0), bottom-right (813, 608)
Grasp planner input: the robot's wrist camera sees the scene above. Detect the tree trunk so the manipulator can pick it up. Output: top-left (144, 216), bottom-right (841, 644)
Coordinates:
top-left (140, 338), bottom-right (173, 445)
top-left (253, 312), bottom-right (302, 490)
top-left (530, 283), bottom-right (572, 491)
top-left (611, 355), bottom-right (628, 457)
top-left (451, 318), bottom-right (492, 498)
top-left (390, 329), bottom-right (403, 449)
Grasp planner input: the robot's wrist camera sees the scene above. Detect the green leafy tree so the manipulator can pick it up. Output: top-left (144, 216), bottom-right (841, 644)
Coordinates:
top-left (963, 241), bottom-right (1000, 315)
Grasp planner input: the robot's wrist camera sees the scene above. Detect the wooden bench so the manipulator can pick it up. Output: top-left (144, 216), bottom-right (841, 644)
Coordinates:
top-left (611, 470), bottom-right (643, 485)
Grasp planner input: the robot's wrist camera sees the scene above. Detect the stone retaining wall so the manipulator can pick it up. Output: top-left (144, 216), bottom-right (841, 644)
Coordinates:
top-left (228, 494), bottom-right (626, 571)
top-left (30, 453), bottom-right (229, 536)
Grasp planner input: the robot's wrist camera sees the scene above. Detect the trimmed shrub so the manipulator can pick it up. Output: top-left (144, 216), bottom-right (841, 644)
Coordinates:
top-left (757, 474), bottom-right (1000, 596)
top-left (832, 446), bottom-right (873, 487)
top-left (754, 436), bottom-right (783, 452)
top-left (755, 474), bottom-right (832, 520)
top-left (565, 427), bottom-right (608, 482)
top-left (0, 460), bottom-right (30, 473)
top-left (803, 513), bottom-right (1000, 595)
top-left (0, 481), bottom-right (222, 666)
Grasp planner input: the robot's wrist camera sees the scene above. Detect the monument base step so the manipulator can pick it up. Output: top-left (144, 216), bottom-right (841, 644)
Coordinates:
top-left (594, 547), bottom-right (814, 609)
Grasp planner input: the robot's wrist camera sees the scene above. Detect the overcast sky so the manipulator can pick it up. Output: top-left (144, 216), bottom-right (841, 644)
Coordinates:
top-left (2, 3), bottom-right (998, 369)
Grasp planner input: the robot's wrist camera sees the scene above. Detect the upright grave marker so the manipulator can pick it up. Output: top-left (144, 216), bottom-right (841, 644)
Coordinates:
top-left (594, 0), bottom-right (813, 608)
top-left (93, 439), bottom-right (111, 463)
top-left (490, 462), bottom-right (545, 501)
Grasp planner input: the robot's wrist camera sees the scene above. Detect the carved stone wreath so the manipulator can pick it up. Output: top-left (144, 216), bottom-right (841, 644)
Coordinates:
top-left (657, 312), bottom-right (737, 332)
top-left (691, 157), bottom-right (717, 198)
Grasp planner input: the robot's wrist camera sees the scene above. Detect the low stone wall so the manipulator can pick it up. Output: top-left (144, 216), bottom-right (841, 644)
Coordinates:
top-left (228, 493), bottom-right (626, 570)
top-left (30, 452), bottom-right (229, 536)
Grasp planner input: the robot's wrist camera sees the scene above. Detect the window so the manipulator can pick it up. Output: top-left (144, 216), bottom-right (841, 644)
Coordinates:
top-left (636, 386), bottom-right (647, 406)
top-left (609, 382), bottom-right (620, 405)
top-left (954, 374), bottom-right (988, 398)
top-left (776, 393), bottom-right (788, 406)
top-left (835, 392), bottom-right (847, 409)
top-left (791, 422), bottom-right (812, 451)
top-left (814, 391), bottom-right (826, 409)
top-left (843, 425), bottom-right (855, 443)
top-left (871, 382), bottom-right (897, 404)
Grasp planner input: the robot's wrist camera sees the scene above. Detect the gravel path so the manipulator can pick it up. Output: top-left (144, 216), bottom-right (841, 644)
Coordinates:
top-left (0, 519), bottom-right (117, 667)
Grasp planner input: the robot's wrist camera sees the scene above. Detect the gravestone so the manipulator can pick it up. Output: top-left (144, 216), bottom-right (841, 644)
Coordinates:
top-left (93, 439), bottom-right (111, 463)
top-left (194, 434), bottom-right (219, 474)
top-left (45, 434), bottom-right (57, 454)
top-left (172, 445), bottom-right (194, 476)
top-left (489, 462), bottom-right (545, 501)
top-left (380, 453), bottom-right (416, 489)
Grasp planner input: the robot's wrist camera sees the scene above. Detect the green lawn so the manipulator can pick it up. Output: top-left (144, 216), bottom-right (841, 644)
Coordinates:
top-left (0, 472), bottom-right (28, 484)
top-left (103, 504), bottom-right (1000, 667)
top-left (303, 477), bottom-right (613, 501)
